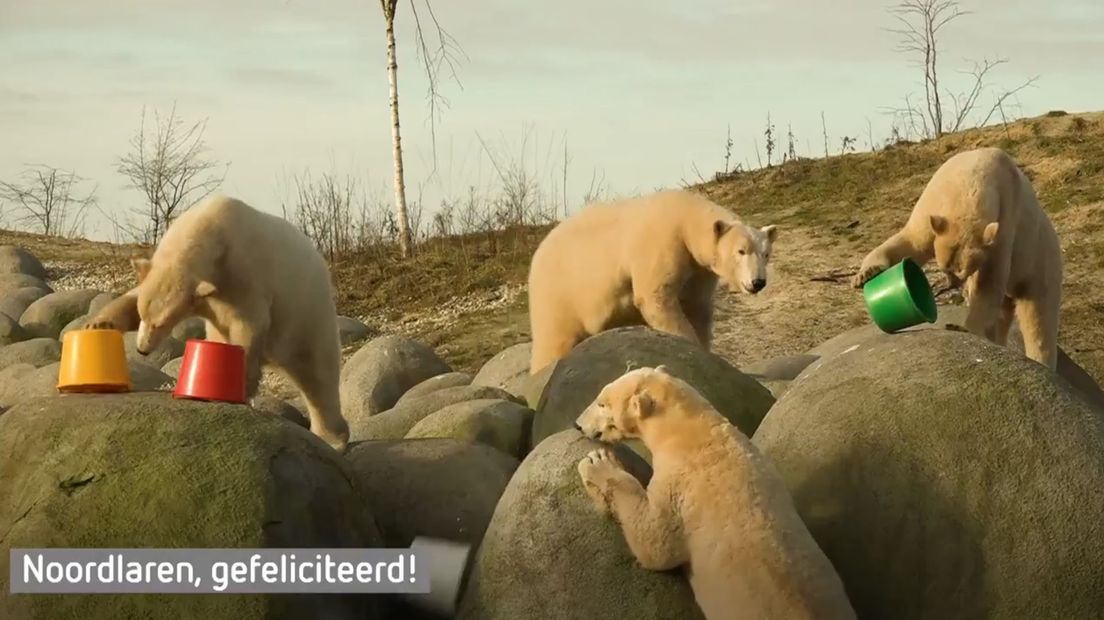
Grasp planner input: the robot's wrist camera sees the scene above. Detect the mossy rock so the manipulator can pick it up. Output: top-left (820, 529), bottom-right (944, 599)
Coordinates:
top-left (18, 289), bottom-right (99, 339)
top-left (0, 392), bottom-right (385, 620)
top-left (456, 430), bottom-right (702, 620)
top-left (753, 329), bottom-right (1104, 620)
top-left (805, 304), bottom-right (1104, 412)
top-left (345, 438), bottom-right (518, 548)
top-left (0, 286), bottom-right (49, 322)
top-left (532, 327), bottom-right (774, 459)
top-left (395, 371), bottom-right (474, 406)
top-left (354, 385), bottom-right (522, 443)
top-left (339, 335), bottom-right (452, 423)
top-left (0, 337), bottom-right (61, 372)
top-left (123, 330), bottom-right (185, 369)
top-left (405, 398), bottom-right (534, 459)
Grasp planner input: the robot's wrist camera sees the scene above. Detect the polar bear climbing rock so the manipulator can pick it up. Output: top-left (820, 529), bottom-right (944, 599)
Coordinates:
top-left (132, 194), bottom-right (350, 452)
top-left (527, 189), bottom-right (778, 375)
top-left (575, 366), bottom-right (856, 620)
top-left (852, 147), bottom-right (1062, 369)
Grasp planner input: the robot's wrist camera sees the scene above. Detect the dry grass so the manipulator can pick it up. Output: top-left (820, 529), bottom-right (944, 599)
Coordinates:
top-left (3, 110), bottom-right (1102, 384)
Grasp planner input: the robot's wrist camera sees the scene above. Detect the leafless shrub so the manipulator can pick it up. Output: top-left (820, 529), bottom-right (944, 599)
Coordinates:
top-left (0, 164), bottom-right (94, 237)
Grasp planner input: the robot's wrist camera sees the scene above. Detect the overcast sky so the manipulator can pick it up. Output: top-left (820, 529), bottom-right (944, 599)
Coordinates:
top-left (2, 0), bottom-right (1102, 240)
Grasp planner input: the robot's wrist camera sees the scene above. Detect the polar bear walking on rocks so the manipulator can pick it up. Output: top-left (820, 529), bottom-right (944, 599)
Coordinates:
top-left (574, 366), bottom-right (856, 620)
top-left (131, 194), bottom-right (350, 452)
top-left (852, 147), bottom-right (1062, 369)
top-left (527, 189), bottom-right (778, 374)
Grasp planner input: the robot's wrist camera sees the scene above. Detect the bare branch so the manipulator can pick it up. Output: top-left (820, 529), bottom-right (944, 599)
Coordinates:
top-left (0, 164), bottom-right (95, 237)
top-left (115, 103), bottom-right (228, 244)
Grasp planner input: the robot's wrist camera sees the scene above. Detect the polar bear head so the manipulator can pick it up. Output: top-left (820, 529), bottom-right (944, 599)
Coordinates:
top-left (712, 221), bottom-right (778, 295)
top-left (575, 365), bottom-right (706, 443)
top-left (929, 214), bottom-right (999, 285)
top-left (132, 256), bottom-right (217, 355)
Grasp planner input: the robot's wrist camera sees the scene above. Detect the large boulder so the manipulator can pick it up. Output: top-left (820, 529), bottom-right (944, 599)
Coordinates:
top-left (0, 360), bottom-right (173, 409)
top-left (172, 316), bottom-right (206, 342)
top-left (0, 393), bottom-right (385, 619)
top-left (457, 430), bottom-right (703, 620)
top-left (162, 356), bottom-right (183, 379)
top-left (0, 273), bottom-right (51, 296)
top-left (0, 337), bottom-right (61, 371)
top-left (0, 363), bottom-right (36, 414)
top-left (395, 371), bottom-right (474, 406)
top-left (753, 329), bottom-right (1104, 620)
top-left (0, 286), bottom-right (49, 321)
top-left (405, 399), bottom-right (534, 459)
top-left (742, 353), bottom-right (819, 400)
top-left (58, 312), bottom-right (91, 340)
top-left (124, 330), bottom-right (185, 368)
top-left (253, 395), bottom-right (310, 428)
top-left (471, 342), bottom-right (531, 393)
top-left (346, 438), bottom-right (518, 548)
top-left (352, 385), bottom-right (521, 443)
top-left (518, 361), bottom-right (557, 409)
top-left (87, 291), bottom-right (118, 315)
top-left (339, 335), bottom-right (452, 423)
top-left (805, 304), bottom-right (1104, 413)
top-left (337, 315), bottom-right (375, 346)
top-left (532, 327), bottom-right (774, 459)
top-left (0, 313), bottom-right (29, 347)
top-left (18, 288), bottom-right (99, 339)
top-left (0, 245), bottom-right (47, 280)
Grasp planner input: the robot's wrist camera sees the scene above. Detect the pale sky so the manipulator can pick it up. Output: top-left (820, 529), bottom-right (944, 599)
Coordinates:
top-left (2, 0), bottom-right (1102, 240)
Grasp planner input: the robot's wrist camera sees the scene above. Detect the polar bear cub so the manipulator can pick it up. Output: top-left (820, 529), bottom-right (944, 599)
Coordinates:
top-left (852, 147), bottom-right (1062, 369)
top-left (575, 366), bottom-right (856, 620)
top-left (132, 194), bottom-right (350, 452)
top-left (527, 189), bottom-right (778, 374)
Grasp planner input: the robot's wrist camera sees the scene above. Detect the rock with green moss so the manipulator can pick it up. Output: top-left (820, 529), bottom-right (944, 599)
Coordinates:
top-left (457, 429), bottom-right (703, 620)
top-left (18, 289), bottom-right (99, 339)
top-left (532, 327), bottom-right (774, 455)
top-left (754, 329), bottom-right (1104, 620)
top-left (354, 385), bottom-right (522, 442)
top-left (395, 372), bottom-right (474, 406)
top-left (0, 392), bottom-right (386, 620)
top-left (405, 398), bottom-right (534, 458)
top-left (805, 304), bottom-right (1104, 412)
top-left (346, 438), bottom-right (518, 547)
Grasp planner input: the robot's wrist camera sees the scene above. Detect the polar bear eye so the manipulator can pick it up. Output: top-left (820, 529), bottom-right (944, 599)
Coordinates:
top-left (738, 249), bottom-right (746, 256)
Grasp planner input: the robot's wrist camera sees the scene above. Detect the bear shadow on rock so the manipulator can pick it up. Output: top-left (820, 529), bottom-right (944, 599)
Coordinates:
top-left (0, 392), bottom-right (387, 620)
top-left (533, 327), bottom-right (774, 460)
top-left (755, 329), bottom-right (1104, 619)
top-left (456, 430), bottom-right (700, 620)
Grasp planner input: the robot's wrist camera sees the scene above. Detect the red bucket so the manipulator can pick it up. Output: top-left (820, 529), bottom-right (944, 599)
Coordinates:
top-left (172, 339), bottom-right (247, 404)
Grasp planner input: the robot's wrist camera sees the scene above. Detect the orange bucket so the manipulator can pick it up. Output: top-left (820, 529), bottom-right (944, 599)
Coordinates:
top-left (57, 328), bottom-right (131, 393)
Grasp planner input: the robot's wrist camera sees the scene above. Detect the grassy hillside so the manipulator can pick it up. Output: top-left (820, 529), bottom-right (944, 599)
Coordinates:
top-left (4, 110), bottom-right (1102, 381)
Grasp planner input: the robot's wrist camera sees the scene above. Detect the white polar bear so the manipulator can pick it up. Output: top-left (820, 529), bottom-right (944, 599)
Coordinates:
top-left (133, 194), bottom-right (349, 452)
top-left (576, 366), bottom-right (856, 620)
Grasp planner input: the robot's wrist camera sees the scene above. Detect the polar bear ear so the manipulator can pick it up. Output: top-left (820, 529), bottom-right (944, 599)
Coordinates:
top-left (761, 225), bottom-right (778, 242)
top-left (653, 365), bottom-right (670, 375)
top-left (982, 222), bottom-right (1000, 246)
top-left (131, 257), bottom-right (152, 283)
top-left (929, 215), bottom-right (949, 235)
top-left (713, 220), bottom-right (731, 239)
top-left (194, 280), bottom-right (217, 298)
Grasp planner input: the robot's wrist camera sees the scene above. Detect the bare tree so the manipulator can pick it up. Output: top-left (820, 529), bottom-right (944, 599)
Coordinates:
top-left (379, 0), bottom-right (465, 258)
top-left (115, 104), bottom-right (228, 244)
top-left (888, 0), bottom-right (1038, 137)
top-left (0, 165), bottom-right (95, 237)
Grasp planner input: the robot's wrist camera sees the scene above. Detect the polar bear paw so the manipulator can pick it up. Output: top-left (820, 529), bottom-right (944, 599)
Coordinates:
top-left (578, 449), bottom-right (626, 514)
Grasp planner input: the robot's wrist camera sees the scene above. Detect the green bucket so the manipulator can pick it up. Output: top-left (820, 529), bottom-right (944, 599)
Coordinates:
top-left (862, 258), bottom-right (938, 333)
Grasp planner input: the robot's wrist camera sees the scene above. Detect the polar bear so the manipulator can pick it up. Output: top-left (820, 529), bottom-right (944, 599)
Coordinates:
top-left (852, 147), bottom-right (1062, 369)
top-left (85, 284), bottom-right (141, 331)
top-left (527, 189), bottom-right (778, 374)
top-left (132, 194), bottom-right (350, 451)
top-left (575, 366), bottom-right (856, 620)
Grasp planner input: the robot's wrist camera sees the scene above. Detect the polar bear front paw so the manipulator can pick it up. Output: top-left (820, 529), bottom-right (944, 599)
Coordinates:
top-left (577, 449), bottom-right (625, 514)
top-left (85, 319), bottom-right (118, 331)
top-left (852, 263), bottom-right (888, 288)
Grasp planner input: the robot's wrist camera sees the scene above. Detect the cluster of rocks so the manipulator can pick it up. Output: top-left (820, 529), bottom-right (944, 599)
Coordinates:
top-left (2, 243), bottom-right (1103, 619)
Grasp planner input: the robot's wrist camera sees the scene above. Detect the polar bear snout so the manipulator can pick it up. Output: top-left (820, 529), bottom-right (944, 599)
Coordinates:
top-left (751, 278), bottom-right (766, 293)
